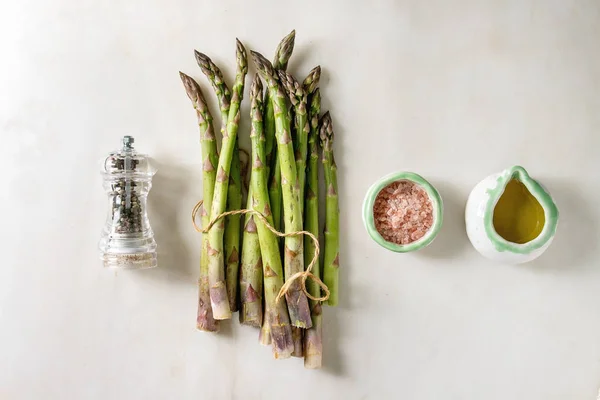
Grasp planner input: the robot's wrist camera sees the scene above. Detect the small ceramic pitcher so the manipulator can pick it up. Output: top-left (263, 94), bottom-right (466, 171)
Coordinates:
top-left (465, 166), bottom-right (559, 264)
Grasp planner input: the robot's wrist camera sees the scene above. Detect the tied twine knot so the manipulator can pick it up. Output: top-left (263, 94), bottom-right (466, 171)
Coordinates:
top-left (192, 200), bottom-right (329, 304)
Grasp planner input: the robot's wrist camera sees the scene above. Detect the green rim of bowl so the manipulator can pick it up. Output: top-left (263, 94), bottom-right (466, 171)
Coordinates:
top-left (362, 171), bottom-right (444, 253)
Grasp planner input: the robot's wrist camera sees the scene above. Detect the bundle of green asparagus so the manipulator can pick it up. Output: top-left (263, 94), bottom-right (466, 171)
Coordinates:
top-left (179, 30), bottom-right (339, 369)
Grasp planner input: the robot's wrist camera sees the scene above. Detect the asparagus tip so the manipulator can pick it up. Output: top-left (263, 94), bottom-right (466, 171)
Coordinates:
top-left (277, 70), bottom-right (305, 106)
top-left (194, 50), bottom-right (213, 73)
top-left (193, 49), bottom-right (206, 62)
top-left (312, 87), bottom-right (321, 106)
top-left (250, 50), bottom-right (265, 63)
top-left (236, 38), bottom-right (246, 56)
top-left (279, 29), bottom-right (296, 49)
top-left (179, 70), bottom-right (194, 85)
top-left (179, 71), bottom-right (207, 106)
top-left (250, 73), bottom-right (263, 100)
top-left (236, 39), bottom-right (248, 73)
top-left (319, 111), bottom-right (333, 143)
top-left (303, 65), bottom-right (322, 95)
top-left (251, 51), bottom-right (274, 77)
top-left (273, 29), bottom-right (297, 70)
top-left (179, 71), bottom-right (193, 90)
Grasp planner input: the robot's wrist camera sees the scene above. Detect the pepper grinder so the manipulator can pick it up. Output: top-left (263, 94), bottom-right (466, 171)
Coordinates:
top-left (98, 136), bottom-right (157, 269)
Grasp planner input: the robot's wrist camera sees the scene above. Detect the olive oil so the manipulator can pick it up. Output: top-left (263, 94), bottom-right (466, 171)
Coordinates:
top-left (493, 179), bottom-right (545, 244)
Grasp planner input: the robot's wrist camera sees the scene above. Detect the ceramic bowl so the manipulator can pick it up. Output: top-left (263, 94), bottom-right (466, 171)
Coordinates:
top-left (362, 171), bottom-right (443, 252)
top-left (465, 165), bottom-right (559, 264)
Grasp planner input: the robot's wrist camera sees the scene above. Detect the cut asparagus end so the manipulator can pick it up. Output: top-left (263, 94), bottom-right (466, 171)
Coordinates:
top-left (210, 284), bottom-right (232, 320)
top-left (303, 304), bottom-right (323, 368)
top-left (259, 316), bottom-right (272, 346)
top-left (270, 312), bottom-right (294, 359)
top-left (291, 327), bottom-right (304, 357)
top-left (196, 276), bottom-right (220, 332)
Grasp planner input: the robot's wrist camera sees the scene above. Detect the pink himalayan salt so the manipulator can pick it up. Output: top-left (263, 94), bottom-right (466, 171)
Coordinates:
top-left (373, 180), bottom-right (434, 245)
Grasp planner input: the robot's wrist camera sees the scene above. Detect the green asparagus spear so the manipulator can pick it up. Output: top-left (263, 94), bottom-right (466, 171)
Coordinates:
top-left (195, 48), bottom-right (243, 314)
top-left (278, 69), bottom-right (321, 215)
top-left (252, 51), bottom-right (312, 329)
top-left (223, 66), bottom-right (243, 313)
top-left (239, 126), bottom-right (262, 326)
top-left (249, 74), bottom-right (294, 358)
top-left (278, 69), bottom-right (320, 359)
top-left (225, 145), bottom-right (242, 312)
top-left (239, 211), bottom-right (263, 327)
top-left (179, 72), bottom-right (220, 332)
top-left (240, 32), bottom-right (295, 328)
top-left (201, 40), bottom-right (248, 320)
top-left (265, 30), bottom-right (296, 232)
top-left (319, 111), bottom-right (339, 307)
top-left (303, 88), bottom-right (322, 367)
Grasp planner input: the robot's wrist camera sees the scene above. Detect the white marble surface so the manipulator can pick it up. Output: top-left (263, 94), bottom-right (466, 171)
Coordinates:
top-left (1, 0), bottom-right (600, 399)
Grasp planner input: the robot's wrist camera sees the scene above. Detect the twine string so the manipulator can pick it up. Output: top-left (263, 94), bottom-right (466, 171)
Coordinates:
top-left (192, 200), bottom-right (329, 303)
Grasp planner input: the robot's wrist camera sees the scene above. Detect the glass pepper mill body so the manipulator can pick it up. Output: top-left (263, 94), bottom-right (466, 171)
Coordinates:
top-left (99, 136), bottom-right (157, 269)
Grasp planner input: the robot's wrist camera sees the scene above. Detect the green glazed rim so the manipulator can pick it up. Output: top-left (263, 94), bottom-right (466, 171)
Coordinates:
top-left (362, 171), bottom-right (444, 253)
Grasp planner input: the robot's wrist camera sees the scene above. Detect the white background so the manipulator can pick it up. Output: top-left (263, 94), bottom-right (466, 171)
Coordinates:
top-left (1, 0), bottom-right (599, 399)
